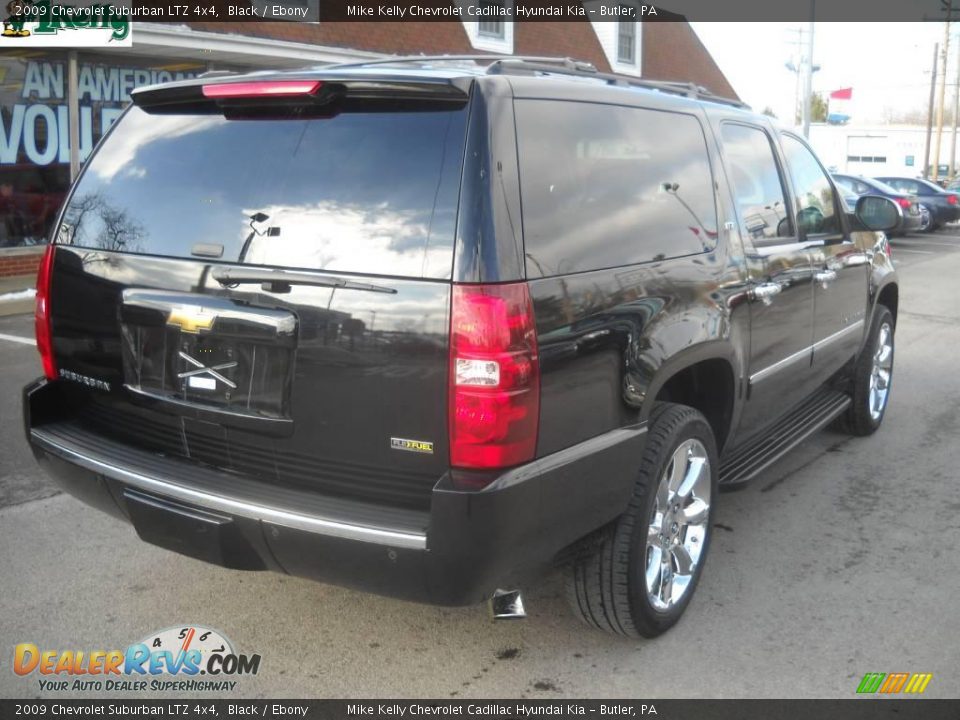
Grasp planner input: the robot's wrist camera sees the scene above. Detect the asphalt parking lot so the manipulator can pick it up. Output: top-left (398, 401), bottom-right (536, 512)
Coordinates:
top-left (1, 232), bottom-right (959, 700)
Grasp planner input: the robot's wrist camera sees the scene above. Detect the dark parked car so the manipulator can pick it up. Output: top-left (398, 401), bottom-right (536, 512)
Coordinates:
top-left (24, 57), bottom-right (901, 638)
top-left (875, 176), bottom-right (960, 231)
top-left (832, 174), bottom-right (923, 234)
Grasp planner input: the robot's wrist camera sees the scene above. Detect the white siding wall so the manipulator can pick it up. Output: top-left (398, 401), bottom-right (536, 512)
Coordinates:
top-left (809, 124), bottom-right (955, 178)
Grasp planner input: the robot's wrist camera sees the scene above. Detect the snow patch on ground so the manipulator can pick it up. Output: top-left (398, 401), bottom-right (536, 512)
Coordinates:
top-left (0, 289), bottom-right (35, 303)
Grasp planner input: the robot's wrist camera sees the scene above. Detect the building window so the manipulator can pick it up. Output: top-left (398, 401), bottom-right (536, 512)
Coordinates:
top-left (478, 1), bottom-right (506, 39)
top-left (618, 20), bottom-right (636, 64)
top-left (459, 1), bottom-right (513, 54)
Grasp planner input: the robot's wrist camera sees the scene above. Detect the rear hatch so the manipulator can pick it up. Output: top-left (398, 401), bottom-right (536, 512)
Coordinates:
top-left (46, 73), bottom-right (470, 511)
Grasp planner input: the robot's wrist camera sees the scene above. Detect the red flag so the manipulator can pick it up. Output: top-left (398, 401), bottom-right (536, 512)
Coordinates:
top-left (830, 88), bottom-right (853, 100)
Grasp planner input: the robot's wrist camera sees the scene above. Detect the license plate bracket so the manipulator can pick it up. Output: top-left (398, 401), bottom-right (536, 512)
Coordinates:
top-left (119, 289), bottom-right (297, 421)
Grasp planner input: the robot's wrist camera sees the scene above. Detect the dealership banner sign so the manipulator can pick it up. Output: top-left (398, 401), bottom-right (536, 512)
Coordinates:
top-left (0, 58), bottom-right (197, 166)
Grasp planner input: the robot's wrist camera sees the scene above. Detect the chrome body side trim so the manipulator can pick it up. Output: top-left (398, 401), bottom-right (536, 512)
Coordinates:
top-left (749, 320), bottom-right (865, 385)
top-left (31, 430), bottom-right (428, 550)
top-left (812, 319), bottom-right (865, 352)
top-left (749, 345), bottom-right (812, 384)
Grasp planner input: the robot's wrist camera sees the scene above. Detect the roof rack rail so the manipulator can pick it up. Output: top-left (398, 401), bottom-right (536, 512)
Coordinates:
top-left (321, 54), bottom-right (748, 110)
top-left (485, 58), bottom-right (749, 109)
top-left (324, 55), bottom-right (597, 71)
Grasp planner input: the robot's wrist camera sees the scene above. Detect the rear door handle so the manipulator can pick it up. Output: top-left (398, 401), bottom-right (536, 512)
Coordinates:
top-left (815, 269), bottom-right (837, 285)
top-left (749, 282), bottom-right (782, 305)
top-left (842, 254), bottom-right (868, 268)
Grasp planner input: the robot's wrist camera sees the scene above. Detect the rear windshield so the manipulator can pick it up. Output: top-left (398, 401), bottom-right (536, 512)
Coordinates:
top-left (57, 104), bottom-right (468, 279)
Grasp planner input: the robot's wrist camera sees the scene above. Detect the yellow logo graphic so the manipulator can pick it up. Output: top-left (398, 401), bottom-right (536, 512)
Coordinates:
top-left (3, 0), bottom-right (32, 37)
top-left (857, 672), bottom-right (932, 694)
top-left (167, 306), bottom-right (216, 334)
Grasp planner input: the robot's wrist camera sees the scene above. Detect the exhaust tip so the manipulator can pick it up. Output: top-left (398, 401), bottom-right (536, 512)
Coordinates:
top-left (490, 589), bottom-right (526, 620)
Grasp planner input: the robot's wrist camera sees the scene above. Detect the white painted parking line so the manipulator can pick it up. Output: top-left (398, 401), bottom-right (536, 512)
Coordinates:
top-left (897, 239), bottom-right (960, 248)
top-left (0, 332), bottom-right (35, 346)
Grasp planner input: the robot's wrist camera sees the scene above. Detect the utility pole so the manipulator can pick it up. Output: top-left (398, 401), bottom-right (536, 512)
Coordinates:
top-left (952, 41), bottom-right (960, 178)
top-left (785, 27), bottom-right (805, 125)
top-left (934, 7), bottom-right (952, 182)
top-left (67, 52), bottom-right (80, 182)
top-left (925, 43), bottom-right (940, 181)
top-left (801, 1), bottom-right (816, 138)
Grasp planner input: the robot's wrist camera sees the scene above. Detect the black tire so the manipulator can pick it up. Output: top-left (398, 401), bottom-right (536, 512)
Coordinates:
top-left (837, 305), bottom-right (895, 436)
top-left (565, 403), bottom-right (719, 638)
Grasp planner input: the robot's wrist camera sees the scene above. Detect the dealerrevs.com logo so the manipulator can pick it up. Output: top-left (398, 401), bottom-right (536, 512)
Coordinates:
top-left (13, 625), bottom-right (261, 692)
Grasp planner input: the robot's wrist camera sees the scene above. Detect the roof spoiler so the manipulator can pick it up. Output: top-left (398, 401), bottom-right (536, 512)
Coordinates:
top-left (130, 72), bottom-right (470, 113)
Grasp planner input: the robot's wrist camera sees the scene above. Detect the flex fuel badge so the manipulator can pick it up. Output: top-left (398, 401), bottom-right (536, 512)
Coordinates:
top-left (391, 437), bottom-right (434, 454)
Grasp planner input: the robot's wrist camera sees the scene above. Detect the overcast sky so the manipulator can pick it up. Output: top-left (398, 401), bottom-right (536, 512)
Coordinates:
top-left (691, 23), bottom-right (948, 125)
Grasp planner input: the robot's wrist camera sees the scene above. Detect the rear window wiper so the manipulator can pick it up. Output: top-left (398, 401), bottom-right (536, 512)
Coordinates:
top-left (211, 268), bottom-right (397, 295)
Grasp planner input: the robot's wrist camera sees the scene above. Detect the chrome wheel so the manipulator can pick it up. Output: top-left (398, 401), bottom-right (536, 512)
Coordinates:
top-left (918, 204), bottom-right (932, 232)
top-left (645, 439), bottom-right (711, 611)
top-left (869, 322), bottom-right (894, 421)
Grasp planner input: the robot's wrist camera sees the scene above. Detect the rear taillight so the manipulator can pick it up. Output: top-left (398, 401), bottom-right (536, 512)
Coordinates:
top-left (896, 197), bottom-right (911, 209)
top-left (34, 244), bottom-right (56, 380)
top-left (449, 283), bottom-right (539, 470)
top-left (201, 80), bottom-right (323, 99)
top-left (948, 194), bottom-right (959, 205)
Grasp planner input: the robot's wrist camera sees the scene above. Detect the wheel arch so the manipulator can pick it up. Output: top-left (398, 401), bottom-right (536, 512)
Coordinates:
top-left (875, 281), bottom-right (899, 327)
top-left (645, 348), bottom-right (739, 454)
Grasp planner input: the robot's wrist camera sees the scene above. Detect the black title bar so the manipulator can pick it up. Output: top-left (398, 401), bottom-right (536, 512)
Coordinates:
top-left (9, 0), bottom-right (959, 24)
top-left (1, 699), bottom-right (959, 720)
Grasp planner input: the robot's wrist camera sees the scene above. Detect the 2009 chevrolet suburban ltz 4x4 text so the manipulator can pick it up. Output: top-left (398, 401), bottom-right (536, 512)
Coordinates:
top-left (24, 57), bottom-right (901, 637)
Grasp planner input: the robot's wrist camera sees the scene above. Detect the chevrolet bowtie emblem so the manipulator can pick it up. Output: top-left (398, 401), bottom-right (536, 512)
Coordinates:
top-left (167, 306), bottom-right (216, 334)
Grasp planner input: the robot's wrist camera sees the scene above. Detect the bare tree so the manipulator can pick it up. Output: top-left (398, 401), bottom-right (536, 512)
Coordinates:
top-left (97, 206), bottom-right (145, 253)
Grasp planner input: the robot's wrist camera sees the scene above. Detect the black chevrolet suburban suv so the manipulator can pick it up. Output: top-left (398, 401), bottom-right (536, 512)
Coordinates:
top-left (24, 57), bottom-right (902, 637)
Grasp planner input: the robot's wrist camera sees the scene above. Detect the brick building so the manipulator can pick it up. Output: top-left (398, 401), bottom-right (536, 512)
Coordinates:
top-left (0, 16), bottom-right (737, 277)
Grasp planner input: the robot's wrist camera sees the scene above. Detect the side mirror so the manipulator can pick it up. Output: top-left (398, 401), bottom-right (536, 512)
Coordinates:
top-left (855, 195), bottom-right (900, 232)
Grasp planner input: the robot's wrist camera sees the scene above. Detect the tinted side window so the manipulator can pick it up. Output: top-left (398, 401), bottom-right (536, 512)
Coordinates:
top-left (721, 124), bottom-right (792, 241)
top-left (516, 101), bottom-right (718, 277)
top-left (781, 134), bottom-right (840, 236)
